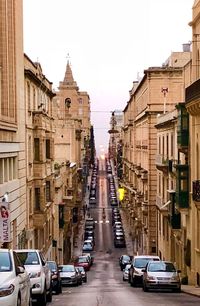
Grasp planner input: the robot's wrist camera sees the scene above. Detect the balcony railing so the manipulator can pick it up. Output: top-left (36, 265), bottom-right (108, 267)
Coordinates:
top-left (155, 154), bottom-right (169, 172)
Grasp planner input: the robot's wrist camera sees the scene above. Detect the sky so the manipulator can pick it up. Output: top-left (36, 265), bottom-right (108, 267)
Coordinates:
top-left (23, 0), bottom-right (193, 156)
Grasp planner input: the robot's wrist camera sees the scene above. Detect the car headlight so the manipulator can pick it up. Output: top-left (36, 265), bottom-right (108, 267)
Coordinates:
top-left (171, 276), bottom-right (180, 281)
top-left (146, 276), bottom-right (156, 281)
top-left (71, 275), bottom-right (76, 279)
top-left (133, 269), bottom-right (140, 275)
top-left (29, 271), bottom-right (41, 278)
top-left (0, 284), bottom-right (15, 297)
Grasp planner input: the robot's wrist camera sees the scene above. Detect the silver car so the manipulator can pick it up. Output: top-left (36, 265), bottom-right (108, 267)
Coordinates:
top-left (59, 265), bottom-right (79, 286)
top-left (142, 260), bottom-right (181, 292)
top-left (123, 264), bottom-right (131, 281)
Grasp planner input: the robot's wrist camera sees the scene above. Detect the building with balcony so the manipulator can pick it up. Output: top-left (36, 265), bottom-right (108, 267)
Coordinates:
top-left (184, 0), bottom-right (200, 286)
top-left (0, 0), bottom-right (27, 249)
top-left (53, 61), bottom-right (91, 262)
top-left (24, 54), bottom-right (56, 259)
top-left (121, 50), bottom-right (191, 256)
top-left (155, 106), bottom-right (189, 279)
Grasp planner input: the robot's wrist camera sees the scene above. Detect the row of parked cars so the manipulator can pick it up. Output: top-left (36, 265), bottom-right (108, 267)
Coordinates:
top-left (89, 165), bottom-right (98, 205)
top-left (107, 172), bottom-right (118, 207)
top-left (0, 248), bottom-right (58, 306)
top-left (82, 217), bottom-right (95, 252)
top-left (120, 254), bottom-right (182, 292)
top-left (112, 208), bottom-right (126, 248)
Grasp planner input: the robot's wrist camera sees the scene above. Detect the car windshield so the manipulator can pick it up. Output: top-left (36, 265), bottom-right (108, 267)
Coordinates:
top-left (77, 257), bottom-right (88, 263)
top-left (17, 251), bottom-right (39, 265)
top-left (77, 266), bottom-right (84, 272)
top-left (47, 262), bottom-right (57, 271)
top-left (122, 255), bottom-right (130, 261)
top-left (134, 258), bottom-right (159, 268)
top-left (148, 262), bottom-right (176, 272)
top-left (0, 252), bottom-right (12, 272)
top-left (59, 265), bottom-right (75, 272)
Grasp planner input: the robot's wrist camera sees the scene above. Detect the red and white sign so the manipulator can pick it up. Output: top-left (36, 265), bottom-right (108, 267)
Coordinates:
top-left (0, 200), bottom-right (11, 243)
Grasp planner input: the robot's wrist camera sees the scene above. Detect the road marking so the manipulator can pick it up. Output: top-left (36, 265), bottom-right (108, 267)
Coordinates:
top-left (95, 220), bottom-right (110, 224)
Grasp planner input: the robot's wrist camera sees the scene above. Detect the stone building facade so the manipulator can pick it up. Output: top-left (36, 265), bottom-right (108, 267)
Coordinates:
top-left (24, 54), bottom-right (56, 259)
top-left (0, 0), bottom-right (27, 249)
top-left (121, 51), bottom-right (191, 256)
top-left (185, 0), bottom-right (200, 286)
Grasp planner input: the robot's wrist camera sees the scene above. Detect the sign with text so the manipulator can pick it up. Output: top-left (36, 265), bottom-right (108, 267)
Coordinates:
top-left (0, 200), bottom-right (11, 242)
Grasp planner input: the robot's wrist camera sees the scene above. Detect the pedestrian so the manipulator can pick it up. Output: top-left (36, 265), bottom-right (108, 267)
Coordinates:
top-left (87, 184), bottom-right (90, 191)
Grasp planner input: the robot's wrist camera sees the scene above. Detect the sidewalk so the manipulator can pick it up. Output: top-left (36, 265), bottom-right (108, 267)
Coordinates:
top-left (181, 285), bottom-right (200, 297)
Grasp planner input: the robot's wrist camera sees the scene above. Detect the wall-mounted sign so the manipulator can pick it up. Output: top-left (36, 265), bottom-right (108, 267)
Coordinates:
top-left (0, 199), bottom-right (11, 243)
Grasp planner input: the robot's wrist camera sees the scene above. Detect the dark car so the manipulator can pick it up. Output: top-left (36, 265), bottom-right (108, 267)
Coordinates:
top-left (114, 236), bottom-right (126, 248)
top-left (47, 260), bottom-right (62, 294)
top-left (76, 266), bottom-right (87, 282)
top-left (119, 255), bottom-right (132, 271)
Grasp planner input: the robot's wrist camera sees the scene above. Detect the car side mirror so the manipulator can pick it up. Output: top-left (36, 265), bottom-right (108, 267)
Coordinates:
top-left (16, 266), bottom-right (25, 275)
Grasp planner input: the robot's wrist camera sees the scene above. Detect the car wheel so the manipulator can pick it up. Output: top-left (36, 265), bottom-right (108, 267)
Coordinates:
top-left (55, 283), bottom-right (60, 295)
top-left (47, 285), bottom-right (52, 302)
top-left (85, 277), bottom-right (87, 283)
top-left (173, 288), bottom-right (181, 293)
top-left (131, 278), bottom-right (136, 287)
top-left (59, 282), bottom-right (62, 294)
top-left (143, 283), bottom-right (148, 292)
top-left (123, 277), bottom-right (126, 281)
top-left (38, 286), bottom-right (47, 305)
top-left (17, 294), bottom-right (21, 306)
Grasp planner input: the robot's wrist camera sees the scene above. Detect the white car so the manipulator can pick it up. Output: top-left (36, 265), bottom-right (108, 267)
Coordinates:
top-left (0, 249), bottom-right (32, 306)
top-left (15, 249), bottom-right (52, 305)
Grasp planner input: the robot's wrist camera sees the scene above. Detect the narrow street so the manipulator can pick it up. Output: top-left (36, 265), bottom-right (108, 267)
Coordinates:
top-left (49, 159), bottom-right (200, 306)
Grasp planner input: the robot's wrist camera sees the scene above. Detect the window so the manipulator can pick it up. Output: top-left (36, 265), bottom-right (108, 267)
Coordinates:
top-left (46, 139), bottom-right (50, 159)
top-left (46, 181), bottom-right (51, 202)
top-left (29, 189), bottom-right (33, 215)
top-left (0, 157), bottom-right (17, 183)
top-left (34, 138), bottom-right (40, 161)
top-left (79, 98), bottom-right (83, 104)
top-left (27, 82), bottom-right (31, 111)
top-left (34, 188), bottom-right (40, 210)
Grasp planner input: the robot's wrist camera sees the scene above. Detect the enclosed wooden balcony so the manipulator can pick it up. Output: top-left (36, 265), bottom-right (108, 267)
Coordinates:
top-left (175, 164), bottom-right (189, 209)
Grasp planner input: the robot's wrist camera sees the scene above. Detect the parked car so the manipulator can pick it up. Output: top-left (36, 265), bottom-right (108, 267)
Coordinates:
top-left (47, 261), bottom-right (62, 294)
top-left (74, 255), bottom-right (91, 271)
top-left (114, 236), bottom-right (126, 248)
top-left (0, 249), bottom-right (32, 306)
top-left (76, 266), bottom-right (87, 282)
top-left (119, 255), bottom-right (132, 271)
top-left (142, 260), bottom-right (181, 292)
top-left (58, 265), bottom-right (80, 286)
top-left (75, 267), bottom-right (83, 285)
top-left (15, 249), bottom-right (52, 304)
top-left (82, 240), bottom-right (93, 252)
top-left (123, 264), bottom-right (131, 281)
top-left (129, 255), bottom-right (160, 287)
top-left (82, 253), bottom-right (94, 266)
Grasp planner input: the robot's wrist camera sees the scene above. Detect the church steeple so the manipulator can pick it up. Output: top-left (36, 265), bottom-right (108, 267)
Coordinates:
top-left (60, 60), bottom-right (79, 90)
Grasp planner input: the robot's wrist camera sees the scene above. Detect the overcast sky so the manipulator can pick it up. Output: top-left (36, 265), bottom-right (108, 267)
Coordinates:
top-left (23, 0), bottom-right (193, 155)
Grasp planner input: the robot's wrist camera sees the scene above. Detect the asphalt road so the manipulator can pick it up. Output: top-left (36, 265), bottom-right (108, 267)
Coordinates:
top-left (48, 161), bottom-right (200, 306)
